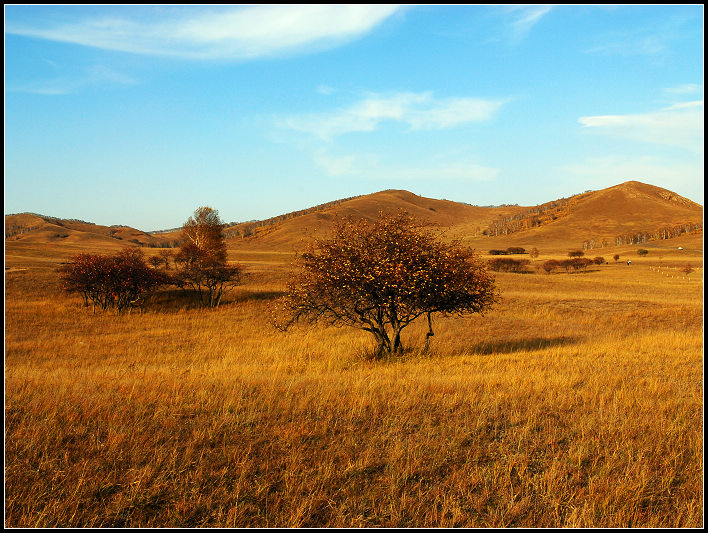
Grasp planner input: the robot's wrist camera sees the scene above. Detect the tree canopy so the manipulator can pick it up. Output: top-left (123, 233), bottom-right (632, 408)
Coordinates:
top-left (175, 206), bottom-right (239, 308)
top-left (275, 212), bottom-right (499, 358)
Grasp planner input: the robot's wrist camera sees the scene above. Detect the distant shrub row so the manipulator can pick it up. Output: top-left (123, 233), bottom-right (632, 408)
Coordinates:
top-left (487, 257), bottom-right (530, 272)
top-left (489, 247), bottom-right (526, 255)
top-left (542, 257), bottom-right (597, 273)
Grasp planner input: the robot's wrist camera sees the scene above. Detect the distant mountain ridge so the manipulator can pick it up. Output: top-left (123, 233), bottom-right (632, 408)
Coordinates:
top-left (5, 181), bottom-right (703, 254)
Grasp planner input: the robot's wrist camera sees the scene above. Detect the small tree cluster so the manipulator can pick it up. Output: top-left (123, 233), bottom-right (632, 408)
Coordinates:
top-left (488, 257), bottom-right (530, 272)
top-left (562, 257), bottom-right (593, 271)
top-left (275, 212), bottom-right (498, 358)
top-left (542, 257), bottom-right (593, 273)
top-left (174, 243), bottom-right (241, 308)
top-left (592, 256), bottom-right (606, 265)
top-left (568, 250), bottom-right (585, 258)
top-left (59, 249), bottom-right (170, 314)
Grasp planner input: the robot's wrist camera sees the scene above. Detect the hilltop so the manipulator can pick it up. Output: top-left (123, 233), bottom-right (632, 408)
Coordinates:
top-left (4, 181), bottom-right (703, 266)
top-left (469, 181), bottom-right (703, 251)
top-left (221, 181), bottom-right (702, 253)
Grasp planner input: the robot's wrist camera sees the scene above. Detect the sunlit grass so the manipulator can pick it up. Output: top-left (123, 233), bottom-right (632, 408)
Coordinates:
top-left (5, 257), bottom-right (703, 527)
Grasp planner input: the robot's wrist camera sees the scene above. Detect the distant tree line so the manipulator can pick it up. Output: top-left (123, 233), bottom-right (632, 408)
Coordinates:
top-left (488, 247), bottom-right (526, 255)
top-left (481, 194), bottom-right (591, 236)
top-left (5, 223), bottom-right (42, 239)
top-left (223, 195), bottom-right (363, 239)
top-left (581, 222), bottom-right (702, 250)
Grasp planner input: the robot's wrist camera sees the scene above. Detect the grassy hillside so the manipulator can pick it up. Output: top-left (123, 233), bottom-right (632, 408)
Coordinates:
top-left (6, 181), bottom-right (702, 259)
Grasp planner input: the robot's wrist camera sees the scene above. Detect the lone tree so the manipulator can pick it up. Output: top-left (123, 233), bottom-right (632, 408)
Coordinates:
top-left (174, 207), bottom-right (240, 308)
top-left (274, 212), bottom-right (499, 359)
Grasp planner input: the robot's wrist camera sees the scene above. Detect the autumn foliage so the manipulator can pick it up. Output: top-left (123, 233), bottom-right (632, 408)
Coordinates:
top-left (174, 207), bottom-right (241, 308)
top-left (58, 249), bottom-right (170, 314)
top-left (275, 212), bottom-right (498, 358)
top-left (487, 257), bottom-right (530, 273)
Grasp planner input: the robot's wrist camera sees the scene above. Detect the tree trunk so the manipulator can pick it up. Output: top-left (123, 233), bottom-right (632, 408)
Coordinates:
top-left (371, 328), bottom-right (392, 359)
top-left (424, 312), bottom-right (434, 352)
top-left (392, 328), bottom-right (404, 353)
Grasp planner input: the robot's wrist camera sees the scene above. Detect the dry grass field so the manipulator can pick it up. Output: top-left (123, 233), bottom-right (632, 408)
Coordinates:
top-left (5, 244), bottom-right (703, 527)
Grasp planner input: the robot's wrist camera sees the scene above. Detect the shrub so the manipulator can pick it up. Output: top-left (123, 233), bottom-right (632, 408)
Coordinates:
top-left (542, 259), bottom-right (561, 274)
top-left (593, 256), bottom-right (605, 265)
top-left (637, 249), bottom-right (649, 256)
top-left (506, 247), bottom-right (526, 254)
top-left (561, 257), bottom-right (593, 272)
top-left (58, 249), bottom-right (170, 314)
top-left (488, 257), bottom-right (530, 273)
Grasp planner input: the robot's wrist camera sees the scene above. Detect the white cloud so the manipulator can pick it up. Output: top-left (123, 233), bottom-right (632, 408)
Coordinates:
top-left (313, 149), bottom-right (358, 177)
top-left (7, 64), bottom-right (136, 95)
top-left (313, 148), bottom-right (500, 182)
top-left (316, 85), bottom-right (336, 96)
top-left (663, 84), bottom-right (702, 96)
top-left (505, 5), bottom-right (553, 40)
top-left (579, 101), bottom-right (704, 154)
top-left (281, 92), bottom-right (507, 140)
top-left (6, 5), bottom-right (402, 60)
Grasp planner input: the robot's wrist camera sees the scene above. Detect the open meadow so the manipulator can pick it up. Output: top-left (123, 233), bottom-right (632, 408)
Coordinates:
top-left (4, 247), bottom-right (703, 527)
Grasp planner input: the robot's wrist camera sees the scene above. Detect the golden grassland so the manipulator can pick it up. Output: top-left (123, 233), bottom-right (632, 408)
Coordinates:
top-left (4, 251), bottom-right (703, 527)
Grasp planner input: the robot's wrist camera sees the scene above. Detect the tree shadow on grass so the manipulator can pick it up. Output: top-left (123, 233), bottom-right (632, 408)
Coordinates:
top-left (140, 288), bottom-right (286, 312)
top-left (459, 335), bottom-right (581, 356)
top-left (231, 289), bottom-right (287, 303)
top-left (359, 335), bottom-right (582, 364)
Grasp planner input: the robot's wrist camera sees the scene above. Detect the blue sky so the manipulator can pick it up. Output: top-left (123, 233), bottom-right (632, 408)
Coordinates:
top-left (4, 5), bottom-right (704, 231)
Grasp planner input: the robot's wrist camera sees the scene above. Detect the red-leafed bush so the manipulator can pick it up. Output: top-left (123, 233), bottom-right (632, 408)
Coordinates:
top-left (59, 249), bottom-right (170, 314)
top-left (542, 259), bottom-right (561, 273)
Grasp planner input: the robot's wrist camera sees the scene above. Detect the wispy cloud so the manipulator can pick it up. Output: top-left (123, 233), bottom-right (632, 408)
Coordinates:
top-left (579, 101), bottom-right (704, 154)
top-left (504, 5), bottom-right (553, 41)
top-left (280, 92), bottom-right (507, 140)
top-left (662, 84), bottom-right (702, 96)
top-left (586, 11), bottom-right (700, 60)
top-left (7, 65), bottom-right (136, 95)
top-left (313, 148), bottom-right (500, 183)
top-left (5, 5), bottom-right (402, 60)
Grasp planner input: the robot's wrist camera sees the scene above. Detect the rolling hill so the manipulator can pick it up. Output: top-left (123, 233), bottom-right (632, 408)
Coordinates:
top-left (5, 181), bottom-right (703, 267)
top-left (222, 181), bottom-right (702, 254)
